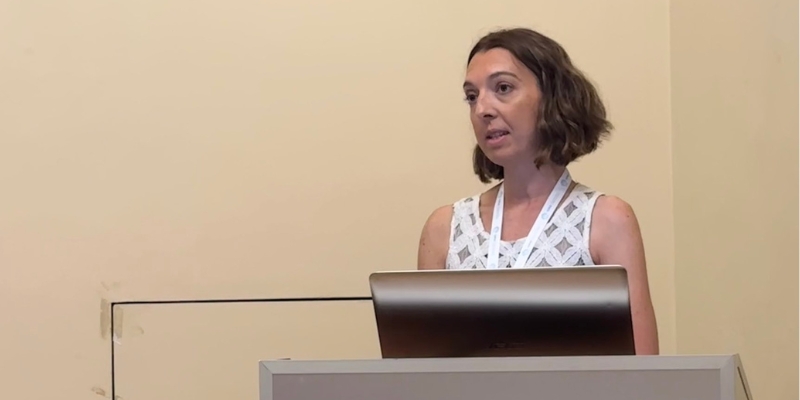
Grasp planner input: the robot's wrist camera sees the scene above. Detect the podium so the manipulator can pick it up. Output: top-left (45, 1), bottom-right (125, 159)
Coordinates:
top-left (259, 354), bottom-right (752, 400)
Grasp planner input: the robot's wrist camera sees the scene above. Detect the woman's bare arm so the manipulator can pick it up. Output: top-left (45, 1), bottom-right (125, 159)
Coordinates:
top-left (417, 205), bottom-right (453, 270)
top-left (591, 195), bottom-right (660, 355)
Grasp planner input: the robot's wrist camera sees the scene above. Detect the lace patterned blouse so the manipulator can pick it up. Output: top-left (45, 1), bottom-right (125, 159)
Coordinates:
top-left (445, 183), bottom-right (603, 269)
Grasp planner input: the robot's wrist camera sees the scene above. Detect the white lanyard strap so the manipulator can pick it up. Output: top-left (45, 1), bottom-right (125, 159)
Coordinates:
top-left (486, 169), bottom-right (572, 269)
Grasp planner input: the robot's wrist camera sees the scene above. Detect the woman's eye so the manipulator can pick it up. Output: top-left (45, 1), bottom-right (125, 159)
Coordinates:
top-left (497, 83), bottom-right (513, 93)
top-left (464, 93), bottom-right (477, 103)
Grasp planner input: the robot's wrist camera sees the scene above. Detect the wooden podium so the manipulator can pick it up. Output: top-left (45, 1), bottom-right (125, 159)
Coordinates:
top-left (259, 355), bottom-right (752, 400)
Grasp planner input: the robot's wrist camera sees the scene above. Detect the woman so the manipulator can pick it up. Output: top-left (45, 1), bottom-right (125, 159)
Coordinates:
top-left (416, 28), bottom-right (659, 355)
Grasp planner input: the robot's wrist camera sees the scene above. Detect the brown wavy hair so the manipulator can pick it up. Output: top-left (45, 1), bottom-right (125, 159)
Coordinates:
top-left (468, 28), bottom-right (613, 183)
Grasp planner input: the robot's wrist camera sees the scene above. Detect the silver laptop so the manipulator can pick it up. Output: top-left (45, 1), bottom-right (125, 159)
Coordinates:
top-left (369, 265), bottom-right (635, 359)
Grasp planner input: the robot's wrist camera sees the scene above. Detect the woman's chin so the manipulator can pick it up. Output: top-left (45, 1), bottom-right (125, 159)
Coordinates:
top-left (480, 148), bottom-right (515, 166)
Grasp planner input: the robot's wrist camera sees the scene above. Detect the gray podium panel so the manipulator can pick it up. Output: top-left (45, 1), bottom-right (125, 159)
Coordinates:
top-left (259, 355), bottom-right (752, 400)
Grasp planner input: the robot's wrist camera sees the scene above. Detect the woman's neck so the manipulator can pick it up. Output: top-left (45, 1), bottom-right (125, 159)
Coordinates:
top-left (500, 162), bottom-right (566, 203)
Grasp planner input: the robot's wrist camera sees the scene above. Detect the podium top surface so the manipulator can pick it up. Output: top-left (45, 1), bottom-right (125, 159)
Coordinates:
top-left (260, 354), bottom-right (743, 375)
top-left (259, 355), bottom-right (752, 400)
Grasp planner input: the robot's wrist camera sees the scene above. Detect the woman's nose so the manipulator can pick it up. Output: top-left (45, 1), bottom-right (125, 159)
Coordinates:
top-left (474, 96), bottom-right (497, 120)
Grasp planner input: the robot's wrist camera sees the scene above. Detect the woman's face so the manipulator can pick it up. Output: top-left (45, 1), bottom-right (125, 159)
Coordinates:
top-left (463, 48), bottom-right (542, 167)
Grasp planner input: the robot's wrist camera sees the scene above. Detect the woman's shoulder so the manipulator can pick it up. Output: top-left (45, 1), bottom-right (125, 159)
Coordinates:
top-left (586, 192), bottom-right (643, 255)
top-left (422, 203), bottom-right (454, 231)
top-left (560, 181), bottom-right (639, 234)
top-left (420, 195), bottom-right (474, 232)
top-left (568, 179), bottom-right (630, 219)
top-left (568, 180), bottom-right (636, 226)
top-left (591, 194), bottom-right (640, 232)
top-left (419, 188), bottom-right (491, 240)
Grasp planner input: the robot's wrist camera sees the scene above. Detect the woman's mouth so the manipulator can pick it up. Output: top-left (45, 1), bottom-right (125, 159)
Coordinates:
top-left (486, 130), bottom-right (510, 145)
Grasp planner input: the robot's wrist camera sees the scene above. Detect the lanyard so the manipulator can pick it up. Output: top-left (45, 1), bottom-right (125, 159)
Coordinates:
top-left (486, 169), bottom-right (572, 269)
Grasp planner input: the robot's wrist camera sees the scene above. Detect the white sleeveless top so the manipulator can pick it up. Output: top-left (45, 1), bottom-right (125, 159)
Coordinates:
top-left (446, 183), bottom-right (603, 269)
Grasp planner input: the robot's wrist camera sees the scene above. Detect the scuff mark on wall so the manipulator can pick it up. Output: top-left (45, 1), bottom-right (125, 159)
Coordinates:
top-left (101, 281), bottom-right (121, 292)
top-left (113, 306), bottom-right (124, 341)
top-left (91, 386), bottom-right (124, 400)
top-left (100, 299), bottom-right (110, 339)
top-left (104, 299), bottom-right (144, 341)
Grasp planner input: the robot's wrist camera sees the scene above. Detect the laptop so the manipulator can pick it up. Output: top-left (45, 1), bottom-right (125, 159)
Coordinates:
top-left (369, 265), bottom-right (635, 358)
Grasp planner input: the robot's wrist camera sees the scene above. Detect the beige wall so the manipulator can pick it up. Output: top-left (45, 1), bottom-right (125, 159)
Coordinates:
top-left (670, 0), bottom-right (799, 399)
top-left (0, 0), bottom-right (792, 399)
